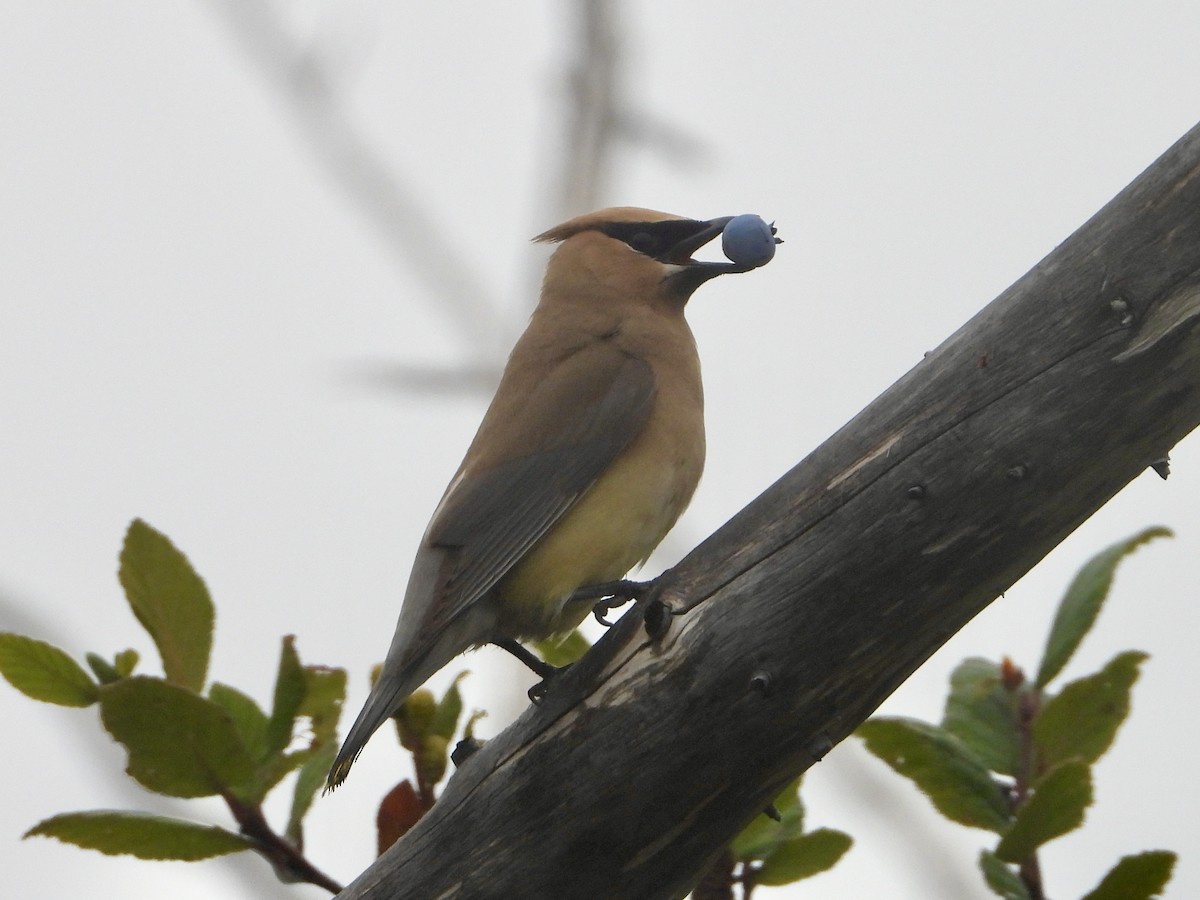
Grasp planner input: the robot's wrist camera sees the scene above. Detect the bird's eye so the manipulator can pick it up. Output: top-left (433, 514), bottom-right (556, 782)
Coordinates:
top-left (627, 232), bottom-right (659, 255)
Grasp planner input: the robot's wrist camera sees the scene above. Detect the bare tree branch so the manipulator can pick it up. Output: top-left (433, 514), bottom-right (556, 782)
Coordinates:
top-left (336, 120), bottom-right (1200, 899)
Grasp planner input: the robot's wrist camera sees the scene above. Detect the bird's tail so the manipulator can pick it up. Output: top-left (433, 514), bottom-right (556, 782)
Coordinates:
top-left (326, 660), bottom-right (426, 791)
top-left (326, 549), bottom-right (489, 790)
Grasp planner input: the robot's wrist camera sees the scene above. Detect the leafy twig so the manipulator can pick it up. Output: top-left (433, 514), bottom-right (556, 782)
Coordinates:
top-left (223, 791), bottom-right (344, 894)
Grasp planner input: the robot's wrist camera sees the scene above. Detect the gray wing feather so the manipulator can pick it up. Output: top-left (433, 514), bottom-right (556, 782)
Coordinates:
top-left (424, 347), bottom-right (656, 632)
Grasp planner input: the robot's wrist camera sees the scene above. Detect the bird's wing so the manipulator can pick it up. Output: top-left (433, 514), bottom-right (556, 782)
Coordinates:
top-left (410, 342), bottom-right (657, 639)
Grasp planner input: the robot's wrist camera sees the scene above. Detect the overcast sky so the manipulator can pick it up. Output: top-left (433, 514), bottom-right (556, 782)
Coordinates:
top-left (3, 3), bottom-right (1199, 898)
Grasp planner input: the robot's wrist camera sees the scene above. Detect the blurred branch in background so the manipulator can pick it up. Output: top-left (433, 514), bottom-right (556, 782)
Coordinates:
top-left (535, 0), bottom-right (708, 256)
top-left (555, 0), bottom-right (621, 216)
top-left (202, 0), bottom-right (507, 361)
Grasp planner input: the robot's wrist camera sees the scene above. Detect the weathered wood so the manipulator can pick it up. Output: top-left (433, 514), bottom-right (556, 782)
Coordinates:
top-left (338, 121), bottom-right (1200, 899)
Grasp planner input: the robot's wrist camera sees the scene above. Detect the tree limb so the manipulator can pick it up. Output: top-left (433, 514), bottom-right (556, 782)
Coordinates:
top-left (337, 120), bottom-right (1200, 899)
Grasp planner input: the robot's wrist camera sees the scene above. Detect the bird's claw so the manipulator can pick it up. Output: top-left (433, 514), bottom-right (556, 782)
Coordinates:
top-left (592, 594), bottom-right (631, 626)
top-left (527, 663), bottom-right (572, 704)
top-left (566, 578), bottom-right (652, 627)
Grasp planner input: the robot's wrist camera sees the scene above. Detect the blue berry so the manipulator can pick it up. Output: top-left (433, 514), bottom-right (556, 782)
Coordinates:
top-left (721, 214), bottom-right (779, 268)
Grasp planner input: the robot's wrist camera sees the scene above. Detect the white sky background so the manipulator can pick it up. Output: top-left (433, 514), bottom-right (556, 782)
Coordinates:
top-left (2, 3), bottom-right (1199, 898)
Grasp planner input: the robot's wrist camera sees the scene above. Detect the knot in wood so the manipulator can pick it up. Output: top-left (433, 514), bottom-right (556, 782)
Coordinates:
top-left (806, 733), bottom-right (833, 761)
top-left (1109, 296), bottom-right (1135, 327)
top-left (643, 597), bottom-right (671, 641)
top-left (749, 670), bottom-right (773, 696)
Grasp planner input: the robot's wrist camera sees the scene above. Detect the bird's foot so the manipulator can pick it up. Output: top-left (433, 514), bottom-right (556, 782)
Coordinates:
top-left (566, 578), bottom-right (654, 626)
top-left (526, 669), bottom-right (568, 703)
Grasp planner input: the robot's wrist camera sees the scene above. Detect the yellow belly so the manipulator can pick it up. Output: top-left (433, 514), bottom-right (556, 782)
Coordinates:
top-left (494, 417), bottom-right (703, 640)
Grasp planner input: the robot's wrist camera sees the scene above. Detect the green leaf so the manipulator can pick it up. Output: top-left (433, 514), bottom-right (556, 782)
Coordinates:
top-left (732, 778), bottom-right (805, 861)
top-left (858, 717), bottom-right (1010, 832)
top-left (534, 629), bottom-right (591, 667)
top-left (114, 649), bottom-right (139, 677)
top-left (1034, 651), bottom-right (1147, 769)
top-left (0, 633), bottom-right (98, 707)
top-left (755, 828), bottom-right (852, 885)
top-left (942, 657), bottom-right (1020, 776)
top-left (1081, 851), bottom-right (1176, 900)
top-left (249, 750), bottom-right (310, 804)
top-left (209, 682), bottom-right (270, 761)
top-left (979, 850), bottom-right (1031, 899)
top-left (287, 739), bottom-right (337, 846)
top-left (99, 676), bottom-right (256, 798)
top-left (1036, 527), bottom-right (1170, 687)
top-left (733, 813), bottom-right (790, 862)
top-left (995, 760), bottom-right (1092, 862)
top-left (89, 649), bottom-right (141, 685)
top-left (299, 664), bottom-right (346, 746)
top-left (265, 636), bottom-right (305, 756)
top-left (25, 810), bottom-right (254, 861)
top-left (86, 653), bottom-right (121, 685)
top-left (430, 672), bottom-right (468, 740)
top-left (118, 519), bottom-right (214, 692)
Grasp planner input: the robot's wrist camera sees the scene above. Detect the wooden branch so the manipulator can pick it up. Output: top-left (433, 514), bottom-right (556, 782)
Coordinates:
top-left (337, 121), bottom-right (1200, 899)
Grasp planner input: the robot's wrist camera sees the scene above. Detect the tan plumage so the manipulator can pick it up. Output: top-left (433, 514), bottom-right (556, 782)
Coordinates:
top-left (328, 207), bottom-right (762, 788)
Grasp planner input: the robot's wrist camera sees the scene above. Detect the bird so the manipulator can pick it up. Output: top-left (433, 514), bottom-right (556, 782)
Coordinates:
top-left (327, 207), bottom-right (778, 788)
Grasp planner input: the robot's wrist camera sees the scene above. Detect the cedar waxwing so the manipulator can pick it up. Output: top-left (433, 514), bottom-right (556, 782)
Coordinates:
top-left (328, 207), bottom-right (778, 788)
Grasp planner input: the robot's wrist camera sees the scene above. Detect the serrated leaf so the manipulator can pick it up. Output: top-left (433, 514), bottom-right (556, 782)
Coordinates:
top-left (118, 519), bottom-right (214, 692)
top-left (732, 778), bottom-right (805, 861)
top-left (265, 636), bottom-right (305, 756)
top-left (25, 810), bottom-right (254, 860)
top-left (979, 849), bottom-right (1031, 899)
top-left (534, 629), bottom-right (591, 667)
top-left (995, 760), bottom-right (1092, 862)
top-left (858, 717), bottom-right (1010, 832)
top-left (99, 676), bottom-right (256, 798)
top-left (430, 672), bottom-right (468, 740)
top-left (209, 682), bottom-right (270, 761)
top-left (1036, 527), bottom-right (1170, 687)
top-left (299, 665), bottom-right (346, 746)
top-left (0, 633), bottom-right (98, 707)
top-left (942, 658), bottom-right (1020, 775)
top-left (1081, 850), bottom-right (1176, 900)
top-left (1034, 651), bottom-right (1146, 769)
top-left (286, 739), bottom-right (337, 846)
top-left (755, 828), bottom-right (852, 885)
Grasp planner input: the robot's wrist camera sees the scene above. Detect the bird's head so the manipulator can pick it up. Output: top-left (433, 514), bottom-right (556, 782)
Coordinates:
top-left (535, 207), bottom-right (766, 303)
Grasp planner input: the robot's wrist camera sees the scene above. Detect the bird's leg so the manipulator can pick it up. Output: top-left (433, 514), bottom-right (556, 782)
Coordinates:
top-left (566, 578), bottom-right (653, 626)
top-left (492, 638), bottom-right (564, 702)
top-left (493, 637), bottom-right (556, 678)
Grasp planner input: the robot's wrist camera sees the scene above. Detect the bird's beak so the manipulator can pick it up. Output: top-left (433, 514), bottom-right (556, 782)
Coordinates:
top-left (661, 216), bottom-right (750, 290)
